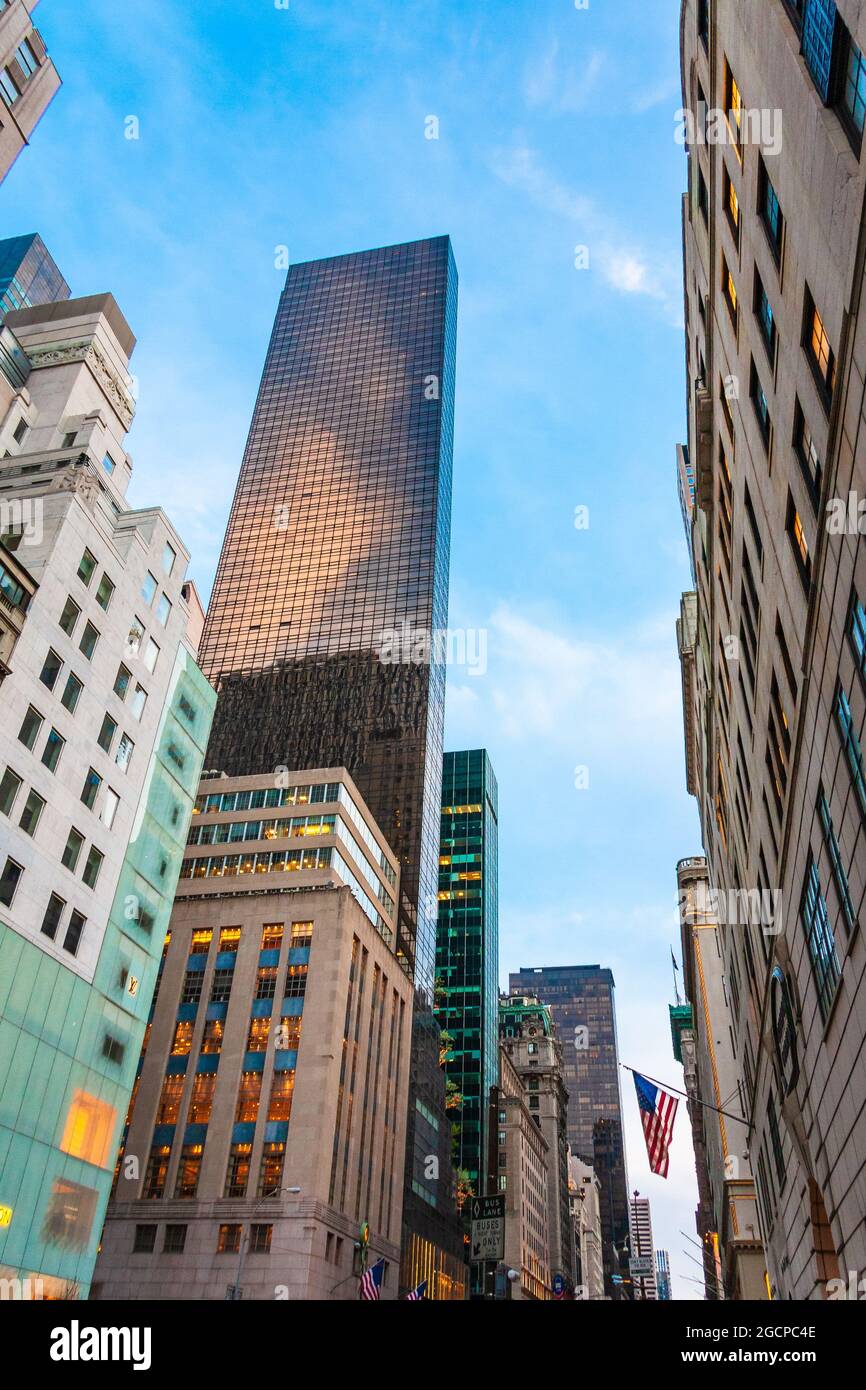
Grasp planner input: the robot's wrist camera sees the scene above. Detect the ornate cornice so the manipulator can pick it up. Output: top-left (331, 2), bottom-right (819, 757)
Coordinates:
top-left (26, 339), bottom-right (136, 429)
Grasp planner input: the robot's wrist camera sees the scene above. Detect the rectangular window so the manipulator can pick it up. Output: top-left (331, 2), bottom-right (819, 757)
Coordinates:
top-left (144, 637), bottom-right (160, 673)
top-left (802, 0), bottom-right (838, 101)
top-left (750, 359), bottom-right (772, 450)
top-left (247, 1017), bottom-right (271, 1051)
top-left (285, 964), bottom-right (308, 997)
top-left (225, 1144), bottom-right (252, 1198)
top-left (0, 766), bottom-right (22, 817)
top-left (171, 1020), bottom-right (193, 1055)
top-left (722, 254), bottom-right (738, 327)
top-left (200, 1018), bottom-right (223, 1053)
top-left (723, 164), bottom-right (740, 243)
top-left (754, 268), bottom-right (776, 361)
top-left (141, 572), bottom-right (157, 605)
top-left (59, 595), bottom-right (81, 636)
top-left (210, 967), bottom-right (234, 1003)
top-left (190, 928), bottom-right (212, 954)
top-left (724, 58), bottom-right (743, 157)
top-left (130, 683), bottom-right (148, 720)
top-left (803, 286), bottom-right (836, 409)
top-left (81, 768), bottom-right (102, 810)
top-left (697, 166), bottom-right (709, 225)
top-left (162, 542), bottom-right (177, 576)
top-left (0, 857), bottom-right (23, 907)
top-left (767, 1090), bottom-right (787, 1188)
top-left (61, 672), bottom-right (83, 714)
top-left (175, 1146), bottom-right (203, 1199)
top-left (79, 621), bottom-right (100, 661)
top-left (113, 664), bottom-right (132, 700)
top-left (82, 845), bottom-right (104, 890)
top-left (63, 910), bottom-right (86, 956)
top-left (219, 926), bottom-right (241, 953)
top-left (19, 787), bottom-right (45, 837)
top-left (835, 684), bottom-right (866, 822)
top-left (180, 969), bottom-right (203, 1005)
top-left (268, 1070), bottom-right (294, 1122)
top-left (801, 856), bottom-right (841, 1021)
top-left (235, 1071), bottom-right (261, 1123)
top-left (258, 1142), bottom-right (286, 1197)
top-left (818, 787), bottom-right (856, 933)
top-left (97, 714), bottom-right (117, 754)
top-left (41, 727), bottom-right (65, 773)
top-left (41, 893), bottom-right (66, 940)
top-left (95, 573), bottom-right (115, 610)
top-left (163, 1224), bottom-right (187, 1253)
top-left (133, 1225), bottom-right (157, 1253)
top-left (115, 733), bottom-right (135, 773)
top-left (18, 705), bottom-right (43, 750)
top-left (77, 549), bottom-right (97, 586)
top-left (188, 1072), bottom-right (216, 1123)
top-left (217, 1223), bottom-right (241, 1253)
top-left (786, 492), bottom-right (812, 593)
top-left (255, 966), bottom-right (278, 1000)
top-left (62, 827), bottom-right (85, 872)
top-left (249, 1224), bottom-right (272, 1253)
top-left (849, 588), bottom-right (866, 689)
top-left (156, 1074), bottom-right (185, 1124)
top-left (793, 398), bottom-right (822, 507)
top-left (840, 29), bottom-right (866, 146)
top-left (143, 1146), bottom-right (171, 1199)
top-left (758, 155), bottom-right (784, 264)
top-left (39, 648), bottom-right (63, 691)
top-left (156, 593), bottom-right (172, 626)
top-left (261, 923), bottom-right (283, 950)
top-left (102, 787), bottom-right (120, 830)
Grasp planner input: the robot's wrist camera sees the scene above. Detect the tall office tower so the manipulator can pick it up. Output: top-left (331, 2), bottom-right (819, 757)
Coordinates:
top-left (678, 0), bottom-right (866, 1297)
top-left (0, 2), bottom-right (60, 183)
top-left (494, 1038), bottom-right (551, 1301)
top-left (655, 1248), bottom-right (672, 1302)
top-left (94, 768), bottom-right (412, 1301)
top-left (0, 233), bottom-right (69, 320)
top-left (670, 857), bottom-right (767, 1300)
top-left (499, 995), bottom-right (574, 1293)
top-left (509, 964), bottom-right (629, 1295)
top-left (198, 237), bottom-right (464, 1296)
top-left (435, 750), bottom-right (499, 1202)
top-left (628, 1194), bottom-right (657, 1301)
top-left (0, 294), bottom-right (215, 1297)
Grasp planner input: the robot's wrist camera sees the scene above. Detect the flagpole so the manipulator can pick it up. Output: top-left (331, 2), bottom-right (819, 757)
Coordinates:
top-left (621, 1064), bottom-right (749, 1126)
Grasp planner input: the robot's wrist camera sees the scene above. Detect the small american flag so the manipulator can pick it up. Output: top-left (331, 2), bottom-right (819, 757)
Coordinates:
top-left (360, 1257), bottom-right (385, 1301)
top-left (406, 1279), bottom-right (427, 1301)
top-left (633, 1072), bottom-right (678, 1178)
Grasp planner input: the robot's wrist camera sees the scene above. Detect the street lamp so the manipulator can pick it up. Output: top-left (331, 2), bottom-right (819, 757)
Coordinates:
top-left (230, 1185), bottom-right (301, 1300)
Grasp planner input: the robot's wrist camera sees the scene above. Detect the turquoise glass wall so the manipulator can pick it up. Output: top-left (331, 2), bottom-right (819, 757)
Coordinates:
top-left (0, 646), bottom-right (215, 1296)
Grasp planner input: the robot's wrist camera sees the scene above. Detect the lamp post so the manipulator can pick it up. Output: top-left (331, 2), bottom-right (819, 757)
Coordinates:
top-left (229, 1185), bottom-right (301, 1301)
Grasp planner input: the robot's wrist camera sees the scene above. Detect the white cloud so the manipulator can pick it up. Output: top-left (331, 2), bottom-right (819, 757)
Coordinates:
top-left (524, 41), bottom-right (606, 114)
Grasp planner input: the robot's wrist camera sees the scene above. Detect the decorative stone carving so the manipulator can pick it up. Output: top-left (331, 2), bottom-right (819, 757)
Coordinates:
top-left (26, 339), bottom-right (136, 429)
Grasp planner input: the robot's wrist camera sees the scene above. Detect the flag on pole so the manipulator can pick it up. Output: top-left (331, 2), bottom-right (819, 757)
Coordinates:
top-left (633, 1072), bottom-right (678, 1178)
top-left (406, 1279), bottom-right (427, 1301)
top-left (671, 948), bottom-right (679, 972)
top-left (360, 1257), bottom-right (385, 1301)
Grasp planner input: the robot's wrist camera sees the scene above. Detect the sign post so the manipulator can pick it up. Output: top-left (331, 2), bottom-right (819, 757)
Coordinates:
top-left (470, 1194), bottom-right (505, 1267)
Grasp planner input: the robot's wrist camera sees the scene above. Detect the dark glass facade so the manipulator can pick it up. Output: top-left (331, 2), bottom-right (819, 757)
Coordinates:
top-left (0, 233), bottom-right (69, 318)
top-left (509, 964), bottom-right (629, 1295)
top-left (435, 749), bottom-right (499, 1197)
top-left (199, 236), bottom-right (465, 1291)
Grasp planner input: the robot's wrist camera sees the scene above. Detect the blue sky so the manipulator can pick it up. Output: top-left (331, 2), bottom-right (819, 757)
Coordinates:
top-left (5, 0), bottom-right (705, 1298)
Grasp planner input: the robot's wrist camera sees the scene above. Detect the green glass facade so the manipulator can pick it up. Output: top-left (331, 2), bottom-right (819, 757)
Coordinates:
top-left (435, 749), bottom-right (498, 1198)
top-left (0, 647), bottom-right (215, 1296)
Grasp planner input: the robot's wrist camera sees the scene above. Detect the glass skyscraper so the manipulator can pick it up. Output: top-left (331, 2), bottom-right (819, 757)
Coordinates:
top-left (435, 750), bottom-right (499, 1198)
top-left (0, 233), bottom-right (69, 319)
top-left (509, 964), bottom-right (629, 1295)
top-left (199, 236), bottom-right (466, 1295)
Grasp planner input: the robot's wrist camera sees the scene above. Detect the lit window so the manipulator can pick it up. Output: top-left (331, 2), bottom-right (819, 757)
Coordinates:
top-left (803, 287), bottom-right (836, 406)
top-left (60, 1090), bottom-right (117, 1168)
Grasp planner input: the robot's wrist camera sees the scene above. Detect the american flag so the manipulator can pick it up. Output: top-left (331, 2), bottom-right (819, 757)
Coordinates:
top-left (406, 1279), bottom-right (427, 1301)
top-left (633, 1072), bottom-right (678, 1178)
top-left (360, 1257), bottom-right (385, 1301)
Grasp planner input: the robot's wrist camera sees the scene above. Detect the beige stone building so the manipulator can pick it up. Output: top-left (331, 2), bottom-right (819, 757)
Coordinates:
top-left (671, 857), bottom-right (768, 1300)
top-left (93, 768), bottom-right (413, 1301)
top-left (0, 1), bottom-right (60, 182)
top-left (568, 1155), bottom-right (605, 1300)
top-left (678, 0), bottom-right (866, 1298)
top-left (493, 1042), bottom-right (551, 1300)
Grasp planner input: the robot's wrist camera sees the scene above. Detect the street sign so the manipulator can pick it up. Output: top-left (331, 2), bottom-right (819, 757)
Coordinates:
top-left (470, 1194), bottom-right (505, 1263)
top-left (629, 1258), bottom-right (654, 1279)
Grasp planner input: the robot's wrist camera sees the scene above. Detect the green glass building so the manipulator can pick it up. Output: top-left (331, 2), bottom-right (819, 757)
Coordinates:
top-left (435, 749), bottom-right (498, 1199)
top-left (0, 649), bottom-right (215, 1297)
